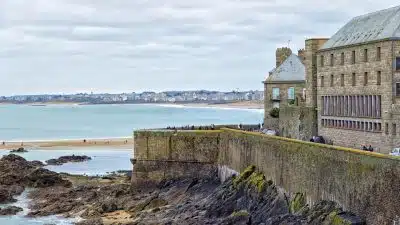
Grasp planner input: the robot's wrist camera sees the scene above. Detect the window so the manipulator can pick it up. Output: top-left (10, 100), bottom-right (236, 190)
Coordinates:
top-left (393, 124), bottom-right (397, 135)
top-left (396, 83), bottom-right (400, 97)
top-left (352, 73), bottom-right (356, 86)
top-left (288, 87), bottom-right (295, 100)
top-left (376, 47), bottom-right (381, 61)
top-left (364, 72), bottom-right (368, 86)
top-left (330, 54), bottom-right (334, 66)
top-left (385, 123), bottom-right (389, 134)
top-left (396, 57), bottom-right (400, 71)
top-left (351, 51), bottom-right (356, 64)
top-left (341, 52), bottom-right (344, 65)
top-left (320, 76), bottom-right (324, 87)
top-left (377, 71), bottom-right (381, 85)
top-left (340, 74), bottom-right (345, 86)
top-left (364, 49), bottom-right (368, 62)
top-left (320, 55), bottom-right (324, 67)
top-left (272, 88), bottom-right (280, 100)
top-left (330, 74), bottom-right (334, 87)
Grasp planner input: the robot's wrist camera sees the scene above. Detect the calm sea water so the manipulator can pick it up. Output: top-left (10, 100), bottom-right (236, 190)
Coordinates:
top-left (0, 104), bottom-right (262, 224)
top-left (0, 104), bottom-right (263, 141)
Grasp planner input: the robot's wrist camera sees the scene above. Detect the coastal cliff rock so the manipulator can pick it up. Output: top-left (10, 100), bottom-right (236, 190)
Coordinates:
top-left (0, 154), bottom-right (71, 209)
top-left (27, 166), bottom-right (364, 225)
top-left (45, 155), bottom-right (92, 166)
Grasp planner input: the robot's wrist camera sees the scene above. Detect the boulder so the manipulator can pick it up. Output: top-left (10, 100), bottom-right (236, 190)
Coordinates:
top-left (10, 147), bottom-right (28, 153)
top-left (75, 218), bottom-right (104, 225)
top-left (0, 206), bottom-right (23, 215)
top-left (46, 155), bottom-right (92, 166)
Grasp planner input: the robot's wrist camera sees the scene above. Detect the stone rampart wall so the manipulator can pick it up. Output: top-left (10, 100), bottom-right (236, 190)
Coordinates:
top-left (218, 128), bottom-right (400, 225)
top-left (132, 130), bottom-right (221, 186)
top-left (133, 128), bottom-right (400, 224)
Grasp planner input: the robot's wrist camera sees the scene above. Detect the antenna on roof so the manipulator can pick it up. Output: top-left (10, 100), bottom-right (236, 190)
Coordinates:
top-left (287, 40), bottom-right (291, 48)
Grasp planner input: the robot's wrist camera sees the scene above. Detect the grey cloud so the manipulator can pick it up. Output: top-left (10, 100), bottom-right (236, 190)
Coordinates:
top-left (0, 0), bottom-right (399, 95)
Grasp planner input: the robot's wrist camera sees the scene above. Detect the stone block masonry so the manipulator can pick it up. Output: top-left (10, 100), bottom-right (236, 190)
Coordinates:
top-left (133, 128), bottom-right (400, 224)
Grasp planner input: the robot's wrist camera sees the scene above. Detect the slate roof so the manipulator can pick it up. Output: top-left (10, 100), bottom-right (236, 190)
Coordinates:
top-left (265, 54), bottom-right (305, 82)
top-left (321, 5), bottom-right (400, 50)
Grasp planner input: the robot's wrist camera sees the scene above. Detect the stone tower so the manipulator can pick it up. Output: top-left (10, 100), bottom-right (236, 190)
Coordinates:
top-left (276, 47), bottom-right (292, 68)
top-left (304, 39), bottom-right (328, 108)
top-left (304, 38), bottom-right (329, 136)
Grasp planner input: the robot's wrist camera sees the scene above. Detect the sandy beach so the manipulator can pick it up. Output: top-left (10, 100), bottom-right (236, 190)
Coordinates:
top-left (0, 137), bottom-right (133, 150)
top-left (182, 101), bottom-right (264, 109)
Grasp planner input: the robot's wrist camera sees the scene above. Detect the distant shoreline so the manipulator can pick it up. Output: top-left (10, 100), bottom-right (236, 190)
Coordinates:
top-left (0, 137), bottom-right (133, 150)
top-left (0, 101), bottom-right (264, 110)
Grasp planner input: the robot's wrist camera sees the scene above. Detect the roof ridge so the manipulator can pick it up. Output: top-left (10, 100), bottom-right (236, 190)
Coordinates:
top-left (353, 5), bottom-right (400, 20)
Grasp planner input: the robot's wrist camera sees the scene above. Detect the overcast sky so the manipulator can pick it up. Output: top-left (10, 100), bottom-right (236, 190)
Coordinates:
top-left (0, 1), bottom-right (399, 95)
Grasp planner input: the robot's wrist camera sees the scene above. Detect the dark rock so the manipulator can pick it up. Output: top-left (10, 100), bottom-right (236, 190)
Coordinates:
top-left (0, 206), bottom-right (23, 215)
top-left (0, 187), bottom-right (16, 203)
top-left (10, 147), bottom-right (28, 153)
top-left (75, 218), bottom-right (104, 225)
top-left (26, 168), bottom-right (72, 188)
top-left (46, 155), bottom-right (92, 166)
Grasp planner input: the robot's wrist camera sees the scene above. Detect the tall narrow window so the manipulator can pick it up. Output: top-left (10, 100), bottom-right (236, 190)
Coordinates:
top-left (341, 52), bottom-right (344, 65)
top-left (364, 49), bottom-right (368, 62)
top-left (396, 57), bottom-right (400, 71)
top-left (330, 54), bottom-right (334, 66)
top-left (287, 87), bottom-right (295, 100)
top-left (385, 123), bottom-right (389, 134)
top-left (364, 72), bottom-right (368, 86)
top-left (340, 74), bottom-right (344, 86)
top-left (396, 83), bottom-right (400, 97)
top-left (272, 88), bottom-right (280, 100)
top-left (330, 74), bottom-right (334, 87)
top-left (320, 76), bottom-right (324, 87)
top-left (351, 51), bottom-right (356, 64)
top-left (393, 124), bottom-right (397, 135)
top-left (352, 73), bottom-right (356, 86)
top-left (320, 55), bottom-right (324, 67)
top-left (377, 71), bottom-right (381, 85)
top-left (376, 47), bottom-right (381, 61)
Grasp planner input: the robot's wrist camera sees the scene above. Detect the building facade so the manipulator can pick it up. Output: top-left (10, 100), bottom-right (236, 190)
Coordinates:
top-left (315, 6), bottom-right (400, 153)
top-left (263, 48), bottom-right (306, 130)
top-left (264, 5), bottom-right (400, 153)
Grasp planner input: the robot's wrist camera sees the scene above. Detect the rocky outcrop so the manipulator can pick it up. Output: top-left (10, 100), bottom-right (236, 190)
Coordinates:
top-left (10, 147), bottom-right (28, 153)
top-left (0, 154), bottom-right (71, 211)
top-left (27, 166), bottom-right (364, 225)
top-left (45, 155), bottom-right (92, 166)
top-left (0, 206), bottom-right (23, 215)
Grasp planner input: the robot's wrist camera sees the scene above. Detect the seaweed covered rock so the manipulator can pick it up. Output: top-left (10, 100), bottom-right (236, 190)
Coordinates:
top-left (0, 206), bottom-right (23, 215)
top-left (46, 155), bottom-right (92, 166)
top-left (10, 147), bottom-right (28, 153)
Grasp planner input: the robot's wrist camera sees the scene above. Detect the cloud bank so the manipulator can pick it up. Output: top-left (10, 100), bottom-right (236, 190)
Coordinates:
top-left (0, 0), bottom-right (399, 95)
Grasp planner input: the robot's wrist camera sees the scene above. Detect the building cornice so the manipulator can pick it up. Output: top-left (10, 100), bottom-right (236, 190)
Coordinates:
top-left (317, 37), bottom-right (400, 52)
top-left (262, 80), bottom-right (305, 84)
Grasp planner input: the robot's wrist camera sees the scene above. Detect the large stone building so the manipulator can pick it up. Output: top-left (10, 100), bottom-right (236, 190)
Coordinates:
top-left (264, 5), bottom-right (400, 153)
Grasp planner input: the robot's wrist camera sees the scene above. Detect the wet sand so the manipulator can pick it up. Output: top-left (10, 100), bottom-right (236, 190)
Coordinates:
top-left (182, 101), bottom-right (264, 109)
top-left (0, 137), bottom-right (132, 150)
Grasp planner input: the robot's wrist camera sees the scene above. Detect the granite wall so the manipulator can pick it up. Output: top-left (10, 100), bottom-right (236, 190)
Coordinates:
top-left (218, 128), bottom-right (400, 225)
top-left (132, 130), bottom-right (221, 187)
top-left (133, 128), bottom-right (400, 224)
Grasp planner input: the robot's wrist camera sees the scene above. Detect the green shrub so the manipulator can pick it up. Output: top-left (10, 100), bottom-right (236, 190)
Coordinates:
top-left (269, 108), bottom-right (280, 118)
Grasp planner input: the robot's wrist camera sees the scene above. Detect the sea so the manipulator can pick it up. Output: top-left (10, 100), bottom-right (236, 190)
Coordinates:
top-left (0, 103), bottom-right (263, 224)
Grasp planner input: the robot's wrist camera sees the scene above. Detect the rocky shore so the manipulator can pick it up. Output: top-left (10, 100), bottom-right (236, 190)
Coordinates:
top-left (45, 155), bottom-right (92, 166)
top-left (27, 165), bottom-right (363, 225)
top-left (0, 154), bottom-right (363, 224)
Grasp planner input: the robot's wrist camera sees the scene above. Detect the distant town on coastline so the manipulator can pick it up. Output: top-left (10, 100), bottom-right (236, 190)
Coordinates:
top-left (0, 90), bottom-right (264, 104)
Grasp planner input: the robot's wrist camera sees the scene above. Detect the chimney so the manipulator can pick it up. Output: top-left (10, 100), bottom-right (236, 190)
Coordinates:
top-left (297, 49), bottom-right (306, 64)
top-left (276, 47), bottom-right (292, 68)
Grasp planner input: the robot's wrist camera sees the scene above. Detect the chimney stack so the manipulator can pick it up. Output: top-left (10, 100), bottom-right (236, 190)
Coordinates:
top-left (276, 47), bottom-right (292, 68)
